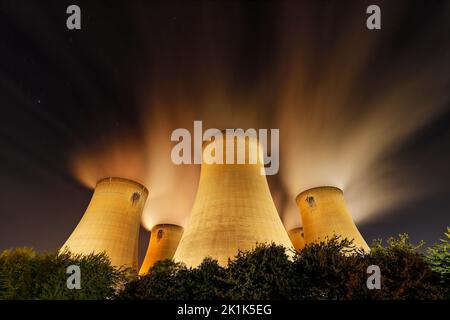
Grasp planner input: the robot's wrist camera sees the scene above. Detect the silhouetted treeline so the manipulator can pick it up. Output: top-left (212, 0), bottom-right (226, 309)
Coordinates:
top-left (1, 230), bottom-right (449, 300)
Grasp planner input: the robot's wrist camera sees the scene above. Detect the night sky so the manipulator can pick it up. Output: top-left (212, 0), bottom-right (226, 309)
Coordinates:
top-left (0, 0), bottom-right (449, 263)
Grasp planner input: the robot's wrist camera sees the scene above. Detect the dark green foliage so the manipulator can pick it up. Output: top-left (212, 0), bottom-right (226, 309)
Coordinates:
top-left (1, 231), bottom-right (449, 300)
top-left (118, 244), bottom-right (293, 300)
top-left (118, 233), bottom-right (447, 300)
top-left (227, 244), bottom-right (293, 300)
top-left (117, 258), bottom-right (230, 300)
top-left (117, 259), bottom-right (190, 300)
top-left (426, 227), bottom-right (450, 299)
top-left (0, 248), bottom-right (127, 300)
top-left (365, 234), bottom-right (445, 300)
top-left (184, 258), bottom-right (230, 299)
top-left (291, 237), bottom-right (367, 300)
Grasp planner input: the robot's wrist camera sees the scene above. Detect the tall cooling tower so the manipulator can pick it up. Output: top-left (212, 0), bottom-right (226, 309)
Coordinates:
top-left (62, 177), bottom-right (148, 270)
top-left (295, 186), bottom-right (369, 251)
top-left (288, 227), bottom-right (305, 251)
top-left (139, 224), bottom-right (184, 275)
top-left (173, 132), bottom-right (292, 267)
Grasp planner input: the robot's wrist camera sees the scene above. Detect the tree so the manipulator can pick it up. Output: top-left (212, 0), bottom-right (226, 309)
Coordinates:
top-left (117, 259), bottom-right (189, 300)
top-left (0, 248), bottom-right (127, 300)
top-left (3, 231), bottom-right (448, 300)
top-left (366, 234), bottom-right (445, 300)
top-left (227, 243), bottom-right (293, 300)
top-left (291, 236), bottom-right (367, 300)
top-left (426, 227), bottom-right (450, 299)
top-left (178, 258), bottom-right (230, 300)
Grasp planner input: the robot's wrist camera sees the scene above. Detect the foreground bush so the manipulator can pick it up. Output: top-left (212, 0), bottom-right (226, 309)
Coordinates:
top-left (0, 248), bottom-right (127, 300)
top-left (118, 232), bottom-right (448, 300)
top-left (118, 235), bottom-right (449, 300)
top-left (117, 245), bottom-right (291, 300)
top-left (1, 231), bottom-right (448, 300)
top-left (118, 258), bottom-right (230, 300)
top-left (425, 227), bottom-right (450, 299)
top-left (291, 237), bottom-right (367, 299)
top-left (366, 234), bottom-right (445, 299)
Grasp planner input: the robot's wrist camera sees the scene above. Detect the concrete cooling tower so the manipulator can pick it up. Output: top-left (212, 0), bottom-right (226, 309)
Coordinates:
top-left (139, 224), bottom-right (184, 276)
top-left (173, 131), bottom-right (293, 267)
top-left (288, 227), bottom-right (305, 251)
top-left (295, 186), bottom-right (370, 252)
top-left (62, 177), bottom-right (148, 270)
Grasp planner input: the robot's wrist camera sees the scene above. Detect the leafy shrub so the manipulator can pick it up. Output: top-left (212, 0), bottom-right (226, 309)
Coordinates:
top-left (366, 234), bottom-right (445, 300)
top-left (118, 233), bottom-right (447, 300)
top-left (227, 244), bottom-right (293, 300)
top-left (182, 258), bottom-right (230, 300)
top-left (291, 236), bottom-right (367, 300)
top-left (0, 248), bottom-right (127, 300)
top-left (2, 231), bottom-right (449, 300)
top-left (426, 227), bottom-right (450, 298)
top-left (118, 259), bottom-right (189, 300)
top-left (117, 258), bottom-right (230, 300)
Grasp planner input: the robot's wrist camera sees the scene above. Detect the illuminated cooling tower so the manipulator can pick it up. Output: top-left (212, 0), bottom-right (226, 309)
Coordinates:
top-left (139, 224), bottom-right (183, 275)
top-left (295, 186), bottom-right (370, 252)
top-left (173, 131), bottom-right (292, 267)
top-left (62, 177), bottom-right (148, 270)
top-left (288, 227), bottom-right (305, 251)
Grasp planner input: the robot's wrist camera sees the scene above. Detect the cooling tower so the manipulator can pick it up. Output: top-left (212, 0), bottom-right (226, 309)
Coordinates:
top-left (173, 131), bottom-right (293, 267)
top-left (139, 224), bottom-right (184, 275)
top-left (288, 227), bottom-right (305, 251)
top-left (295, 186), bottom-right (370, 252)
top-left (62, 177), bottom-right (148, 270)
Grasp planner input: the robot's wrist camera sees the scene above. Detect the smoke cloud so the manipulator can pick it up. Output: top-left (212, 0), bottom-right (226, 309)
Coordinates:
top-left (70, 1), bottom-right (450, 231)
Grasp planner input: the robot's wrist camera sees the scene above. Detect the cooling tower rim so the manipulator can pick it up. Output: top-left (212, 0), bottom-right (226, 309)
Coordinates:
top-left (288, 226), bottom-right (304, 233)
top-left (151, 223), bottom-right (184, 231)
top-left (96, 177), bottom-right (149, 194)
top-left (295, 186), bottom-right (343, 203)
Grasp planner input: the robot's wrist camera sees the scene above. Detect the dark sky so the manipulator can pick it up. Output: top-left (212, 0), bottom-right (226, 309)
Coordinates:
top-left (0, 0), bottom-right (449, 263)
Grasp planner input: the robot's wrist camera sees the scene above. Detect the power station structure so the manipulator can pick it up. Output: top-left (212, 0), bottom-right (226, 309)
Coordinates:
top-left (288, 227), bottom-right (305, 251)
top-left (295, 186), bottom-right (370, 252)
top-left (62, 136), bottom-right (373, 270)
top-left (139, 224), bottom-right (184, 275)
top-left (173, 132), bottom-right (293, 267)
top-left (62, 177), bottom-right (148, 270)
